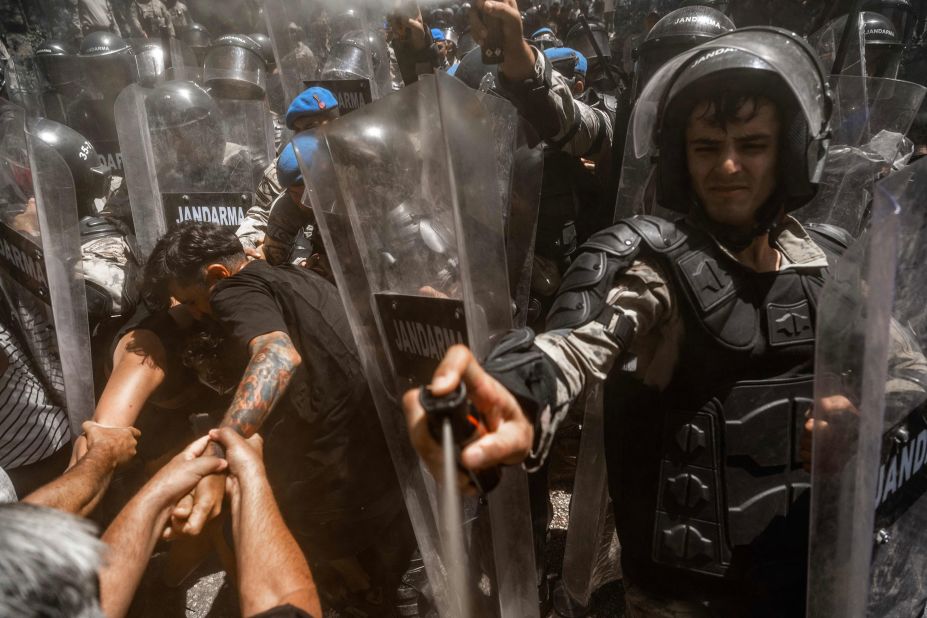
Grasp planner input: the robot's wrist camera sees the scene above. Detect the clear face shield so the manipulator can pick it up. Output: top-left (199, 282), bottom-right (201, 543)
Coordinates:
top-left (204, 45), bottom-right (267, 99)
top-left (133, 43), bottom-right (166, 87)
top-left (36, 54), bottom-right (81, 91)
top-left (82, 53), bottom-right (136, 98)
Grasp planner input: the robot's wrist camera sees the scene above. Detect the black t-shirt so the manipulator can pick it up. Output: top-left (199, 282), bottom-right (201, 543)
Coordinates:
top-left (113, 304), bottom-right (231, 412)
top-left (210, 260), bottom-right (401, 555)
top-left (251, 604), bottom-right (313, 618)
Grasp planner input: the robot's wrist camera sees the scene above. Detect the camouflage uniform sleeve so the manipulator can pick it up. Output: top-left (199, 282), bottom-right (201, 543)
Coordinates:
top-left (885, 319), bottom-right (927, 416)
top-left (236, 162), bottom-right (282, 249)
top-left (535, 255), bottom-right (675, 415)
top-left (487, 256), bottom-right (675, 468)
top-left (499, 46), bottom-right (612, 161)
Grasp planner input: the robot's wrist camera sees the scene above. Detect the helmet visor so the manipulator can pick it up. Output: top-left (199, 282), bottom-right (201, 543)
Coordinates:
top-left (204, 46), bottom-right (266, 98)
top-left (632, 28), bottom-right (830, 159)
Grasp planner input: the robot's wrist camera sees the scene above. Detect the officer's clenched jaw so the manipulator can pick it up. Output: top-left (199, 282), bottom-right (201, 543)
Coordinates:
top-left (685, 96), bottom-right (780, 234)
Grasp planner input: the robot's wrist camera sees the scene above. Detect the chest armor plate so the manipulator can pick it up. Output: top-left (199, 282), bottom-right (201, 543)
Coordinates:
top-left (648, 227), bottom-right (824, 577)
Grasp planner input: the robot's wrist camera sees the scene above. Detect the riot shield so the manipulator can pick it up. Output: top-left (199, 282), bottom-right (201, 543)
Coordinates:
top-left (115, 81), bottom-right (270, 259)
top-left (557, 384), bottom-right (620, 612)
top-left (795, 75), bottom-right (925, 235)
top-left (809, 14), bottom-right (868, 77)
top-left (296, 71), bottom-right (539, 617)
top-left (807, 156), bottom-right (927, 617)
top-left (0, 99), bottom-right (94, 437)
top-left (264, 0), bottom-right (390, 111)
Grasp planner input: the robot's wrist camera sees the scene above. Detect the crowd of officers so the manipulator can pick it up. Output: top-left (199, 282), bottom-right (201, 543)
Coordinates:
top-left (1, 0), bottom-right (927, 616)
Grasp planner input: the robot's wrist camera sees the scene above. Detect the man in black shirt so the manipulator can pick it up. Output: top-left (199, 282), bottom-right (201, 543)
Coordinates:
top-left (143, 222), bottom-right (414, 614)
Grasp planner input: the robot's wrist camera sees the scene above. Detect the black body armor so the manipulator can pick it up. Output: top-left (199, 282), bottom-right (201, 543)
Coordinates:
top-left (547, 215), bottom-right (848, 609)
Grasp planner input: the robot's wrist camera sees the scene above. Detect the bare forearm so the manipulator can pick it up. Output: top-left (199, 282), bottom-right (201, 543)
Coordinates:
top-left (23, 451), bottom-right (114, 516)
top-left (100, 490), bottom-right (171, 618)
top-left (220, 332), bottom-right (300, 438)
top-left (235, 479), bottom-right (320, 617)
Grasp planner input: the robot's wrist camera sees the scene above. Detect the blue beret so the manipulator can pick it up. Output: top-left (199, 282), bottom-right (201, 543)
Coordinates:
top-left (573, 50), bottom-right (588, 76)
top-left (431, 28), bottom-right (446, 42)
top-left (276, 142), bottom-right (303, 187)
top-left (285, 86), bottom-right (339, 130)
top-left (544, 46), bottom-right (587, 77)
top-left (531, 27), bottom-right (555, 38)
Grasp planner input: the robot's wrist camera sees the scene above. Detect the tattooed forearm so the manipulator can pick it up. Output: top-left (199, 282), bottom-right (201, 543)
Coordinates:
top-left (220, 331), bottom-right (302, 439)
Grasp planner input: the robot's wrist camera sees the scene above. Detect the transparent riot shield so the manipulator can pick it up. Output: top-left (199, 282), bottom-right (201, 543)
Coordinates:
top-left (795, 76), bottom-right (926, 235)
top-left (264, 0), bottom-right (391, 111)
top-left (0, 99), bottom-right (94, 437)
top-left (115, 81), bottom-right (271, 259)
top-left (612, 123), bottom-right (674, 222)
top-left (557, 384), bottom-right (619, 612)
top-left (132, 37), bottom-right (201, 87)
top-left (296, 71), bottom-right (539, 617)
top-left (809, 14), bottom-right (868, 77)
top-left (807, 157), bottom-right (927, 617)
top-left (475, 90), bottom-right (544, 327)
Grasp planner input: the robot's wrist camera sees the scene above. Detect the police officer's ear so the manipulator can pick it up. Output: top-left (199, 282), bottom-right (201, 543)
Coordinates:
top-left (573, 78), bottom-right (584, 95)
top-left (204, 262), bottom-right (235, 287)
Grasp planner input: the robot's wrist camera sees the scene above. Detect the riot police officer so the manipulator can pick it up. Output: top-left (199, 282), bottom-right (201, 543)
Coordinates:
top-left (237, 86), bottom-right (339, 260)
top-left (181, 22), bottom-right (212, 66)
top-left (630, 4), bottom-right (735, 100)
top-left (34, 39), bottom-right (84, 127)
top-left (74, 31), bottom-right (137, 177)
top-left (405, 21), bottom-right (842, 617)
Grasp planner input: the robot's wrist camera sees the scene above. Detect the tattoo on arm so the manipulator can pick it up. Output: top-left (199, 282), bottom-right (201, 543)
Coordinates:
top-left (220, 331), bottom-right (301, 439)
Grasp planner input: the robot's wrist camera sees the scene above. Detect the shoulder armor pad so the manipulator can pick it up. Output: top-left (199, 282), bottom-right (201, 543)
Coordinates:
top-left (547, 226), bottom-right (641, 330)
top-left (804, 222), bottom-right (853, 260)
top-left (599, 93), bottom-right (618, 114)
top-left (582, 220), bottom-right (643, 257)
top-left (79, 216), bottom-right (123, 242)
top-left (624, 215), bottom-right (687, 253)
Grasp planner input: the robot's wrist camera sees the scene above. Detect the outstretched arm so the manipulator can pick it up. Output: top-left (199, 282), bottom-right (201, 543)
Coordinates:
top-left (219, 330), bottom-right (302, 438)
top-left (23, 422), bottom-right (140, 516)
top-left (173, 331), bottom-right (301, 537)
top-left (100, 436), bottom-right (227, 618)
top-left (210, 428), bottom-right (321, 617)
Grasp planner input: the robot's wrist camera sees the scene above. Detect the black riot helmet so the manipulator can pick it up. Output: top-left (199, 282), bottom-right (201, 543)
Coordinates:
top-left (633, 5), bottom-right (735, 100)
top-left (79, 30), bottom-right (131, 57)
top-left (564, 20), bottom-right (611, 62)
top-left (862, 11), bottom-right (905, 78)
top-left (146, 79), bottom-right (221, 132)
top-left (864, 0), bottom-right (916, 45)
top-left (203, 34), bottom-right (266, 99)
top-left (636, 27), bottom-right (831, 237)
top-left (79, 31), bottom-right (136, 98)
top-left (29, 118), bottom-right (110, 218)
top-left (35, 39), bottom-right (80, 90)
top-left (145, 80), bottom-right (225, 170)
top-left (249, 33), bottom-right (276, 71)
top-left (182, 23), bottom-right (212, 65)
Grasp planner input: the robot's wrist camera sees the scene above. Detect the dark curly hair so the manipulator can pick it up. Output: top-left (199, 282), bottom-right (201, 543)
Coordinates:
top-left (142, 221), bottom-right (246, 309)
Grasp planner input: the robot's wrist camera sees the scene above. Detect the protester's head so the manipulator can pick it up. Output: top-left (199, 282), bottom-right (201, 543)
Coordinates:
top-left (143, 222), bottom-right (247, 316)
top-left (0, 504), bottom-right (104, 618)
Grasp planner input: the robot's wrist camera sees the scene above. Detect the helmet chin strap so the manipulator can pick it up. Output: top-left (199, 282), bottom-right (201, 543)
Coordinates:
top-left (689, 190), bottom-right (784, 253)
